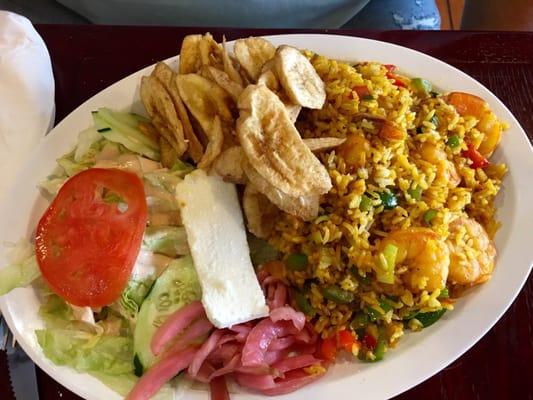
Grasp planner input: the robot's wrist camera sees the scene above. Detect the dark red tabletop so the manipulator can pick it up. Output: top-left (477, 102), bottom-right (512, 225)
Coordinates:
top-left (1, 26), bottom-right (532, 400)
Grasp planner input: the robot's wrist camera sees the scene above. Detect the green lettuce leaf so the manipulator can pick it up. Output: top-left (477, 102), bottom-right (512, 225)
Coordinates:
top-left (36, 329), bottom-right (133, 375)
top-left (0, 255), bottom-right (40, 295)
top-left (142, 226), bottom-right (189, 258)
top-left (74, 127), bottom-right (105, 164)
top-left (115, 279), bottom-right (155, 323)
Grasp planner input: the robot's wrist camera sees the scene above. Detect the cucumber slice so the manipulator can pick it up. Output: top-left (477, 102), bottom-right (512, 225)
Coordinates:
top-left (133, 255), bottom-right (201, 372)
top-left (108, 110), bottom-right (149, 129)
top-left (92, 110), bottom-right (160, 161)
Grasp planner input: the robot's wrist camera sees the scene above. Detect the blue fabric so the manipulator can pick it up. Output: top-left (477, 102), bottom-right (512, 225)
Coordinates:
top-left (58, 0), bottom-right (439, 29)
top-left (344, 0), bottom-right (440, 30)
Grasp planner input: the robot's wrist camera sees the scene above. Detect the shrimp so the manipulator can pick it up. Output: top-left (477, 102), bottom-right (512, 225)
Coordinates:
top-left (337, 133), bottom-right (370, 169)
top-left (419, 142), bottom-right (461, 188)
top-left (446, 216), bottom-right (496, 286)
top-left (445, 92), bottom-right (502, 157)
top-left (378, 228), bottom-right (449, 293)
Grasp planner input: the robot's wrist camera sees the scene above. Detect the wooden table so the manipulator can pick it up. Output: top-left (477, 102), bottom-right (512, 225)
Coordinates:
top-left (1, 26), bottom-right (532, 400)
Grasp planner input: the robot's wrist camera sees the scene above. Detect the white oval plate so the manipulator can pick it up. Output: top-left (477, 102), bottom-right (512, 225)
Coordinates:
top-left (1, 34), bottom-right (532, 400)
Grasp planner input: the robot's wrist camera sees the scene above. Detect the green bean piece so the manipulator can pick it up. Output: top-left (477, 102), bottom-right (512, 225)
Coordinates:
top-left (321, 285), bottom-right (355, 304)
top-left (286, 253), bottom-right (308, 271)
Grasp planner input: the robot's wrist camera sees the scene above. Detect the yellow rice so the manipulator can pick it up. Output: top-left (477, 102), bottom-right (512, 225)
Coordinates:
top-left (267, 52), bottom-right (507, 348)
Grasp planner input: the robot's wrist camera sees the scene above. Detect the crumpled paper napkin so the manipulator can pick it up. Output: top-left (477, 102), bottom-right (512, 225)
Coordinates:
top-left (0, 11), bottom-right (55, 196)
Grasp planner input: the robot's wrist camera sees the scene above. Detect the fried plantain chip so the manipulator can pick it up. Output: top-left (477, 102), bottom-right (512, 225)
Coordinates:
top-left (140, 76), bottom-right (188, 156)
top-left (275, 45), bottom-right (326, 109)
top-left (198, 115), bottom-right (224, 169)
top-left (243, 184), bottom-right (280, 238)
top-left (222, 36), bottom-right (244, 86)
top-left (138, 121), bottom-right (160, 141)
top-left (257, 62), bottom-right (301, 123)
top-left (257, 68), bottom-right (279, 92)
top-left (198, 32), bottom-right (223, 70)
top-left (205, 66), bottom-right (244, 102)
top-left (151, 114), bottom-right (180, 152)
top-left (243, 160), bottom-right (319, 221)
top-left (168, 75), bottom-right (205, 163)
top-left (159, 135), bottom-right (178, 169)
top-left (176, 73), bottom-right (234, 126)
top-left (303, 137), bottom-right (347, 152)
top-left (152, 61), bottom-right (173, 86)
top-left (179, 34), bottom-right (203, 74)
top-left (285, 103), bottom-right (302, 124)
top-left (234, 37), bottom-right (276, 82)
top-left (237, 84), bottom-right (331, 197)
top-left (210, 145), bottom-right (246, 184)
top-left (151, 62), bottom-right (204, 162)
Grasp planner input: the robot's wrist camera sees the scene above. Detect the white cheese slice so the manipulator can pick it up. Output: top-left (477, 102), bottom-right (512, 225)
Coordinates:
top-left (176, 169), bottom-right (269, 328)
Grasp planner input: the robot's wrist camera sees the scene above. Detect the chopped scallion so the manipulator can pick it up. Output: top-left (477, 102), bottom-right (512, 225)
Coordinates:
top-left (376, 243), bottom-right (397, 284)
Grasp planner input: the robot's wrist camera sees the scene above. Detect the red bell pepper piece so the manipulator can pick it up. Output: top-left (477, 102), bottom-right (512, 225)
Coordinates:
top-left (337, 329), bottom-right (356, 353)
top-left (319, 336), bottom-right (337, 360)
top-left (463, 142), bottom-right (490, 169)
top-left (362, 334), bottom-right (377, 350)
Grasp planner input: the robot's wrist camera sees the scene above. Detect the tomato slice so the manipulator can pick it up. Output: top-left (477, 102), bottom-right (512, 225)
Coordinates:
top-left (35, 168), bottom-right (148, 307)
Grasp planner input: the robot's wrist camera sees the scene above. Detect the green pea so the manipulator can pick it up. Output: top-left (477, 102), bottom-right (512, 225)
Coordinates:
top-left (321, 285), bottom-right (355, 304)
top-left (438, 288), bottom-right (449, 299)
top-left (423, 209), bottom-right (438, 225)
top-left (286, 253), bottom-right (308, 271)
top-left (447, 135), bottom-right (461, 148)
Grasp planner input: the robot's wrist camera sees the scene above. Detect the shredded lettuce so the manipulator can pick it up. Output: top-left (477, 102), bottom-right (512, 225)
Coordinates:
top-left (0, 255), bottom-right (40, 295)
top-left (74, 127), bottom-right (105, 163)
top-left (144, 170), bottom-right (183, 194)
top-left (113, 251), bottom-right (172, 324)
top-left (39, 176), bottom-right (68, 197)
top-left (56, 155), bottom-right (90, 177)
top-left (36, 329), bottom-right (133, 374)
top-left (142, 226), bottom-right (189, 258)
top-left (115, 279), bottom-right (154, 323)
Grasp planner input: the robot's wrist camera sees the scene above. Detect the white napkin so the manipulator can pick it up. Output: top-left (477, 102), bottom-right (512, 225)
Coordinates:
top-left (0, 11), bottom-right (55, 196)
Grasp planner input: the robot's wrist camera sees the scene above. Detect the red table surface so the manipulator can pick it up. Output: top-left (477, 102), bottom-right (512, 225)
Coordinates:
top-left (0, 26), bottom-right (531, 400)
